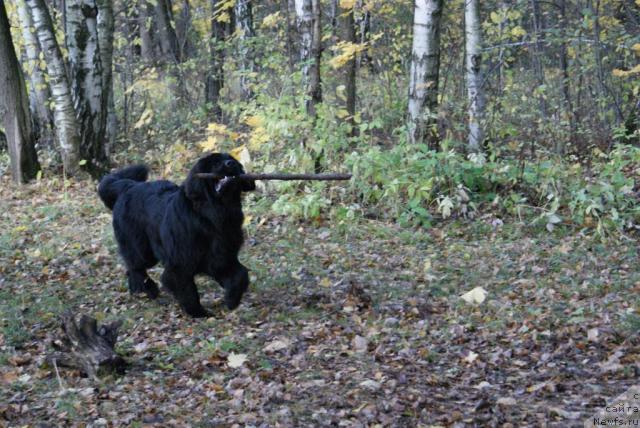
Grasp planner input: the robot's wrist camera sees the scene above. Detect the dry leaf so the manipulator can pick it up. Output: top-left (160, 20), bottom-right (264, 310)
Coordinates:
top-left (227, 353), bottom-right (248, 368)
top-left (461, 287), bottom-right (488, 304)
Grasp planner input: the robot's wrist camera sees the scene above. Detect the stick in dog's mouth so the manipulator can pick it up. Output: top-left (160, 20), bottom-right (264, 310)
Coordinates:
top-left (215, 176), bottom-right (233, 192)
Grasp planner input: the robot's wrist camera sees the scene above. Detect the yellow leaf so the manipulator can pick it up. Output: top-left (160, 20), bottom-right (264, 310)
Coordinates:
top-left (244, 115), bottom-right (263, 128)
top-left (243, 215), bottom-right (253, 227)
top-left (336, 109), bottom-right (349, 119)
top-left (261, 12), bottom-right (280, 28)
top-left (490, 11), bottom-right (501, 24)
top-left (227, 353), bottom-right (247, 368)
top-left (632, 43), bottom-right (640, 53)
top-left (319, 278), bottom-right (332, 288)
top-left (339, 0), bottom-right (355, 8)
top-left (460, 287), bottom-right (488, 304)
top-left (198, 135), bottom-right (219, 152)
top-left (230, 145), bottom-right (251, 167)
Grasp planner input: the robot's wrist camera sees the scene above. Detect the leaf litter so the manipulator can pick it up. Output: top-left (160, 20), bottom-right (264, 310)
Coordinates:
top-left (1, 175), bottom-right (640, 425)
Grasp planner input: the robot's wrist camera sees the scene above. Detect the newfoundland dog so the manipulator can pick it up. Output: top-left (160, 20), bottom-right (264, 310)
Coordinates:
top-left (98, 153), bottom-right (255, 317)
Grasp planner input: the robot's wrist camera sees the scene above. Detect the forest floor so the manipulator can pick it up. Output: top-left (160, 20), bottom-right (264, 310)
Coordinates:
top-left (1, 174), bottom-right (640, 427)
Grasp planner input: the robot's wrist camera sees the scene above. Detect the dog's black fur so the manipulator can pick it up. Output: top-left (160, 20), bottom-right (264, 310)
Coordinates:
top-left (97, 153), bottom-right (255, 317)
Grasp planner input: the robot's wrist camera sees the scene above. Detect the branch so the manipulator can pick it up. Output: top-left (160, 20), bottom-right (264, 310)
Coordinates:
top-left (196, 172), bottom-right (353, 181)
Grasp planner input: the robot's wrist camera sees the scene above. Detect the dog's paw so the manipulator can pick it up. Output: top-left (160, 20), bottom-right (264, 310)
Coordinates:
top-left (185, 306), bottom-right (212, 318)
top-left (143, 278), bottom-right (160, 299)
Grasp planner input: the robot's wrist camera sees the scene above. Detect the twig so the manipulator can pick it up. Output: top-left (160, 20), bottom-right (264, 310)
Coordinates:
top-left (52, 359), bottom-right (66, 391)
top-left (196, 172), bottom-right (352, 181)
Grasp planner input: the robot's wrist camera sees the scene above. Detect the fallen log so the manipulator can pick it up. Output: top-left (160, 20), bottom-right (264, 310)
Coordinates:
top-left (47, 312), bottom-right (125, 378)
top-left (196, 172), bottom-right (352, 181)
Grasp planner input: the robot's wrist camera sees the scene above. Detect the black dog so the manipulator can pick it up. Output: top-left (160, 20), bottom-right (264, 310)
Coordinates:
top-left (97, 153), bottom-right (255, 317)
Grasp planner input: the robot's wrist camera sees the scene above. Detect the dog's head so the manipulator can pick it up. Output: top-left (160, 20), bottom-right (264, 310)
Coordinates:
top-left (184, 153), bottom-right (255, 202)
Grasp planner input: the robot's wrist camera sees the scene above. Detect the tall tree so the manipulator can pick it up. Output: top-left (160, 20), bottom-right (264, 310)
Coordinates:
top-left (339, 0), bottom-right (356, 137)
top-left (155, 0), bottom-right (180, 63)
top-left (27, 0), bottom-right (81, 175)
top-left (96, 0), bottom-right (116, 155)
top-left (66, 0), bottom-right (108, 173)
top-left (0, 0), bottom-right (40, 183)
top-left (295, 0), bottom-right (322, 118)
top-left (464, 0), bottom-right (484, 152)
top-left (16, 0), bottom-right (53, 140)
top-left (205, 0), bottom-right (226, 118)
top-left (235, 0), bottom-right (255, 99)
top-left (407, 0), bottom-right (443, 147)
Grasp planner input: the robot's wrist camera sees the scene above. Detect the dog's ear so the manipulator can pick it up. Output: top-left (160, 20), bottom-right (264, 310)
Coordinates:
top-left (184, 157), bottom-right (215, 201)
top-left (184, 171), bottom-right (209, 201)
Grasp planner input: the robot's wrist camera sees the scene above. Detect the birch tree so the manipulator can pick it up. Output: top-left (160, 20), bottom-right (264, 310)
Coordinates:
top-left (295, 0), bottom-right (322, 118)
top-left (0, 1), bottom-right (40, 183)
top-left (464, 0), bottom-right (484, 152)
top-left (66, 0), bottom-right (108, 171)
top-left (407, 0), bottom-right (443, 146)
top-left (26, 0), bottom-right (81, 175)
top-left (339, 0), bottom-right (356, 137)
top-left (16, 0), bottom-right (53, 138)
top-left (235, 0), bottom-right (255, 99)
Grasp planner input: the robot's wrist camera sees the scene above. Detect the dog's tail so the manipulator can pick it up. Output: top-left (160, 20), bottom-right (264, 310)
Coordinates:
top-left (98, 165), bottom-right (149, 210)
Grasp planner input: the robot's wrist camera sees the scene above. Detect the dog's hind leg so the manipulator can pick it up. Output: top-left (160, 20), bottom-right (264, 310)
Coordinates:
top-left (127, 269), bottom-right (159, 299)
top-left (161, 267), bottom-right (210, 318)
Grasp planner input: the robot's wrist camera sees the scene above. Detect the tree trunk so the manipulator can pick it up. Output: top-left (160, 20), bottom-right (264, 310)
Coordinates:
top-left (464, 0), bottom-right (484, 152)
top-left (175, 0), bottom-right (195, 60)
top-left (205, 0), bottom-right (226, 118)
top-left (407, 0), bottom-right (443, 147)
top-left (66, 0), bottom-right (108, 174)
top-left (530, 0), bottom-right (547, 119)
top-left (557, 0), bottom-right (575, 154)
top-left (283, 0), bottom-right (297, 73)
top-left (155, 0), bottom-right (180, 63)
top-left (27, 0), bottom-right (81, 175)
top-left (295, 0), bottom-right (322, 118)
top-left (356, 0), bottom-right (371, 70)
top-left (235, 0), bottom-right (254, 99)
top-left (0, 1), bottom-right (40, 183)
top-left (96, 0), bottom-right (116, 156)
top-left (16, 0), bottom-right (54, 140)
top-left (137, 1), bottom-right (156, 62)
top-left (339, 0), bottom-right (357, 137)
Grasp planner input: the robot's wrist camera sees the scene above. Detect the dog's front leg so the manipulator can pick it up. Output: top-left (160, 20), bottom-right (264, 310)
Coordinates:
top-left (161, 267), bottom-right (210, 318)
top-left (216, 263), bottom-right (249, 310)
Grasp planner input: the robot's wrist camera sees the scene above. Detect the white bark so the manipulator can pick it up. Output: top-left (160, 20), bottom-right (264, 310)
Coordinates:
top-left (26, 0), bottom-right (81, 175)
top-left (235, 0), bottom-right (254, 98)
top-left (295, 0), bottom-right (313, 87)
top-left (16, 0), bottom-right (53, 132)
top-left (465, 0), bottom-right (484, 152)
top-left (0, 1), bottom-right (40, 182)
top-left (408, 0), bottom-right (443, 145)
top-left (295, 0), bottom-right (321, 117)
top-left (66, 0), bottom-right (109, 170)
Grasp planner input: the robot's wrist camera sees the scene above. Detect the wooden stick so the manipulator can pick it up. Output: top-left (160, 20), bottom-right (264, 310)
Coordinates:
top-left (196, 172), bottom-right (352, 181)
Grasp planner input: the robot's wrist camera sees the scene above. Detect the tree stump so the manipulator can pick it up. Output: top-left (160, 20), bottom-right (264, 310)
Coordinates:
top-left (47, 312), bottom-right (125, 378)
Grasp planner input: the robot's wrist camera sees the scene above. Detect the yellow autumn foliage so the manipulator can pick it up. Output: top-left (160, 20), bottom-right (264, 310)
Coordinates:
top-left (329, 41), bottom-right (367, 69)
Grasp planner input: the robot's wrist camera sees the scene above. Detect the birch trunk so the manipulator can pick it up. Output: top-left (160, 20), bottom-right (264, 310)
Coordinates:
top-left (295, 0), bottom-right (322, 117)
top-left (66, 0), bottom-right (108, 173)
top-left (464, 0), bottom-right (484, 152)
top-left (16, 0), bottom-right (53, 137)
top-left (235, 0), bottom-right (254, 99)
top-left (407, 0), bottom-right (443, 146)
top-left (26, 0), bottom-right (81, 175)
top-left (0, 1), bottom-right (40, 183)
top-left (96, 0), bottom-right (115, 155)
